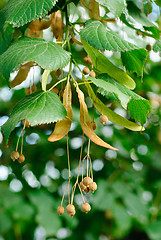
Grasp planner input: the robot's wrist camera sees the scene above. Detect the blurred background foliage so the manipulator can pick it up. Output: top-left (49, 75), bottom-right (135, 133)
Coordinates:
top-left (0, 0), bottom-right (161, 240)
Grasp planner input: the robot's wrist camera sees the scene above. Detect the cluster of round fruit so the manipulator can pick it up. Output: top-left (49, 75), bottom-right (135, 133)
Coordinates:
top-left (57, 177), bottom-right (97, 217)
top-left (80, 176), bottom-right (97, 193)
top-left (57, 202), bottom-right (91, 217)
top-left (10, 151), bottom-right (25, 163)
top-left (83, 55), bottom-right (96, 78)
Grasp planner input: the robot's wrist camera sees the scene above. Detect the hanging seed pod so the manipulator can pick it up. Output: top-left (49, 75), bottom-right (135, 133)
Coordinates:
top-left (84, 187), bottom-right (90, 193)
top-left (51, 87), bottom-right (59, 94)
top-left (83, 177), bottom-right (93, 187)
top-left (10, 151), bottom-right (19, 161)
top-left (56, 69), bottom-right (62, 77)
top-left (83, 67), bottom-right (90, 75)
top-left (80, 181), bottom-right (86, 191)
top-left (83, 56), bottom-right (93, 65)
top-left (66, 204), bottom-right (75, 214)
top-left (69, 209), bottom-right (76, 217)
top-left (89, 182), bottom-right (97, 192)
top-left (25, 87), bottom-right (30, 95)
top-left (89, 70), bottom-right (96, 78)
top-left (91, 121), bottom-right (97, 130)
top-left (57, 206), bottom-right (64, 216)
top-left (18, 154), bottom-right (25, 163)
top-left (136, 30), bottom-right (142, 36)
top-left (81, 203), bottom-right (91, 213)
top-left (31, 84), bottom-right (36, 92)
top-left (99, 114), bottom-right (108, 125)
top-left (146, 44), bottom-right (152, 51)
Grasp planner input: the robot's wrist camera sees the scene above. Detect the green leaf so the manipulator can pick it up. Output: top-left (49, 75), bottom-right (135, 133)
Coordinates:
top-left (127, 2), bottom-right (155, 27)
top-left (0, 22), bottom-right (14, 54)
top-left (10, 203), bottom-right (35, 220)
top-left (123, 192), bottom-right (149, 224)
top-left (80, 20), bottom-right (139, 51)
top-left (0, 212), bottom-right (12, 234)
top-left (112, 203), bottom-right (132, 238)
top-left (88, 74), bottom-right (150, 125)
top-left (0, 0), bottom-right (58, 27)
top-left (82, 39), bottom-right (136, 90)
top-left (37, 210), bottom-right (62, 237)
top-left (86, 83), bottom-right (144, 131)
top-left (28, 190), bottom-right (62, 237)
top-left (121, 2), bottom-right (160, 39)
top-left (121, 49), bottom-right (148, 77)
top-left (28, 190), bottom-right (57, 211)
top-left (1, 90), bottom-right (67, 144)
top-left (93, 179), bottom-right (115, 211)
top-left (95, 0), bottom-right (125, 17)
top-left (128, 100), bottom-right (151, 126)
top-left (145, 221), bottom-right (161, 240)
top-left (153, 40), bottom-right (161, 52)
top-left (0, 37), bottom-right (71, 85)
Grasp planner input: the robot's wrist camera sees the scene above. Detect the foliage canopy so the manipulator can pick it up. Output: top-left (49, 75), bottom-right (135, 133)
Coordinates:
top-left (0, 0), bottom-right (161, 239)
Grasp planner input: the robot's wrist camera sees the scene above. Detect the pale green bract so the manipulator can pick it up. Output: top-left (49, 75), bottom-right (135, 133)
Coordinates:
top-left (87, 74), bottom-right (151, 125)
top-left (1, 91), bottom-right (67, 144)
top-left (86, 84), bottom-right (144, 131)
top-left (0, 0), bottom-right (58, 27)
top-left (0, 37), bottom-right (71, 85)
top-left (80, 20), bottom-right (140, 52)
top-left (82, 39), bottom-right (136, 90)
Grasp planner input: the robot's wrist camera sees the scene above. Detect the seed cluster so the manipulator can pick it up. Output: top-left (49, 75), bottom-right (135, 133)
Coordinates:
top-left (57, 138), bottom-right (97, 217)
top-left (83, 55), bottom-right (96, 78)
top-left (10, 119), bottom-right (27, 164)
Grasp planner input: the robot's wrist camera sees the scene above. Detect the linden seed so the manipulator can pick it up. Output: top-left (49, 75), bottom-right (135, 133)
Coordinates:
top-left (86, 56), bottom-right (93, 65)
top-left (146, 44), bottom-right (152, 51)
top-left (83, 177), bottom-right (93, 187)
top-left (69, 210), bottom-right (76, 217)
top-left (89, 182), bottom-right (97, 192)
top-left (66, 204), bottom-right (75, 214)
top-left (57, 206), bottom-right (64, 216)
top-left (81, 203), bottom-right (91, 213)
top-left (84, 187), bottom-right (90, 193)
top-left (31, 84), bottom-right (36, 92)
top-left (83, 56), bottom-right (92, 65)
top-left (91, 121), bottom-right (97, 130)
top-left (99, 114), bottom-right (108, 125)
top-left (89, 70), bottom-right (96, 78)
top-left (83, 67), bottom-right (90, 75)
top-left (10, 151), bottom-right (19, 161)
top-left (18, 154), bottom-right (25, 163)
top-left (80, 181), bottom-right (86, 191)
top-left (136, 30), bottom-right (142, 36)
top-left (25, 88), bottom-right (30, 95)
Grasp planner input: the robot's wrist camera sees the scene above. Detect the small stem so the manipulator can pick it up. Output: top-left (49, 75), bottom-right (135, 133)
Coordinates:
top-left (48, 77), bottom-right (67, 91)
top-left (72, 58), bottom-right (83, 74)
top-left (78, 183), bottom-right (85, 203)
top-left (21, 132), bottom-right (24, 154)
top-left (20, 122), bottom-right (26, 154)
top-left (42, 69), bottom-right (51, 91)
top-left (87, 157), bottom-right (88, 177)
top-left (67, 134), bottom-right (71, 204)
top-left (87, 139), bottom-right (90, 156)
top-left (71, 134), bottom-right (84, 203)
top-left (89, 155), bottom-right (93, 180)
top-left (16, 122), bottom-right (26, 152)
top-left (78, 81), bottom-right (92, 85)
